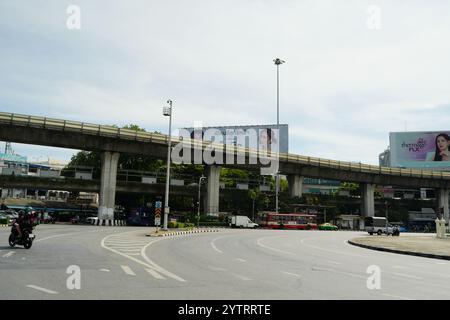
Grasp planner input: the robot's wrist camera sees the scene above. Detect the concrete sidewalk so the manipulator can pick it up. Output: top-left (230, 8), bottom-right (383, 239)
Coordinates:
top-left (349, 234), bottom-right (450, 260)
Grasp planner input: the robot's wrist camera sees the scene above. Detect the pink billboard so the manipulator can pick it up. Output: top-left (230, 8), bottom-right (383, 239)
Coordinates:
top-left (389, 131), bottom-right (450, 169)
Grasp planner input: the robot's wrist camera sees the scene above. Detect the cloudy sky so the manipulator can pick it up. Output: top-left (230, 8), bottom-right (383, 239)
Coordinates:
top-left (1, 1), bottom-right (449, 164)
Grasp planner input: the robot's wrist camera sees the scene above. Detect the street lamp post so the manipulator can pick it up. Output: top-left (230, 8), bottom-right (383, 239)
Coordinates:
top-left (197, 175), bottom-right (206, 227)
top-left (273, 58), bottom-right (285, 214)
top-left (163, 99), bottom-right (173, 230)
top-left (385, 201), bottom-right (389, 235)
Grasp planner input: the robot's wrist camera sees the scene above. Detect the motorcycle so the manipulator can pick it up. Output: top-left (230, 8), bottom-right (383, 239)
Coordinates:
top-left (9, 224), bottom-right (35, 249)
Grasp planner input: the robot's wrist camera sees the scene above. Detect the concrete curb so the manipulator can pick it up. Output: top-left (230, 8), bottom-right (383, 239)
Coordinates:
top-left (145, 228), bottom-right (220, 237)
top-left (93, 219), bottom-right (126, 226)
top-left (348, 239), bottom-right (450, 261)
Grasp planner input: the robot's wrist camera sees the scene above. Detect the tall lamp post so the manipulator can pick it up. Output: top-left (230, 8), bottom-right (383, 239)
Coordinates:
top-left (197, 175), bottom-right (206, 227)
top-left (273, 58), bottom-right (285, 213)
top-left (163, 99), bottom-right (173, 230)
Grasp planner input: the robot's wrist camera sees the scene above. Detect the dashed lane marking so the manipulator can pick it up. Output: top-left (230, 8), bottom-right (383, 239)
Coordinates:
top-left (256, 237), bottom-right (296, 256)
top-left (26, 285), bottom-right (58, 295)
top-left (230, 273), bottom-right (252, 281)
top-left (208, 266), bottom-right (227, 272)
top-left (146, 268), bottom-right (166, 280)
top-left (2, 251), bottom-right (15, 258)
top-left (121, 265), bottom-right (136, 276)
top-left (210, 237), bottom-right (224, 254)
top-left (392, 273), bottom-right (423, 280)
top-left (382, 293), bottom-right (414, 300)
top-left (281, 271), bottom-right (302, 278)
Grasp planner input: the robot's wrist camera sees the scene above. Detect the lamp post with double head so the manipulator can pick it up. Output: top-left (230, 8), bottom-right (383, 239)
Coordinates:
top-left (162, 100), bottom-right (173, 230)
top-left (273, 58), bottom-right (285, 214)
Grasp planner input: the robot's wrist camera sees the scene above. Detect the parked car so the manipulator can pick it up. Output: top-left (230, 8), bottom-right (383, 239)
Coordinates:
top-left (85, 217), bottom-right (98, 224)
top-left (0, 213), bottom-right (13, 225)
top-left (318, 223), bottom-right (338, 231)
top-left (365, 217), bottom-right (400, 236)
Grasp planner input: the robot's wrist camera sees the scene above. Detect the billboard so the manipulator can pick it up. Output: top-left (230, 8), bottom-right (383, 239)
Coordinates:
top-left (180, 124), bottom-right (289, 154)
top-left (0, 153), bottom-right (27, 163)
top-left (389, 131), bottom-right (450, 170)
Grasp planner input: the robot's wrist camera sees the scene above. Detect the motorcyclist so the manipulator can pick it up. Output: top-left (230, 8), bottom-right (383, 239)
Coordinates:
top-left (14, 211), bottom-right (25, 238)
top-left (15, 210), bottom-right (31, 238)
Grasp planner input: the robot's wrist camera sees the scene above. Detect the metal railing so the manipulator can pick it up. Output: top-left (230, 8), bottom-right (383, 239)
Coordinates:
top-left (1, 111), bottom-right (450, 181)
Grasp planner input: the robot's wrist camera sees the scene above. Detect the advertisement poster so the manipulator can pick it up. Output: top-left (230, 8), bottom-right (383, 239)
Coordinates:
top-left (389, 131), bottom-right (450, 170)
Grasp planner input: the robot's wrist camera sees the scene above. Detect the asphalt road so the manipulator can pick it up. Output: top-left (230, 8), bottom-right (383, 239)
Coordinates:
top-left (1, 224), bottom-right (450, 300)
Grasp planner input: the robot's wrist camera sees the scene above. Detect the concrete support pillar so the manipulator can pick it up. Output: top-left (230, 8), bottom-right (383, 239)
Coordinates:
top-left (287, 175), bottom-right (303, 198)
top-left (205, 165), bottom-right (221, 216)
top-left (98, 151), bottom-right (120, 222)
top-left (361, 183), bottom-right (375, 217)
top-left (437, 188), bottom-right (449, 224)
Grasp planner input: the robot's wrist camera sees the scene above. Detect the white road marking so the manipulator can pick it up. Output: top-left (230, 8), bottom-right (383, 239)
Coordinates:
top-left (26, 285), bottom-right (58, 294)
top-left (311, 266), bottom-right (366, 279)
top-left (146, 268), bottom-right (166, 280)
top-left (436, 262), bottom-right (450, 265)
top-left (256, 237), bottom-right (296, 256)
top-left (324, 260), bottom-right (342, 265)
top-left (2, 251), bottom-right (14, 258)
top-left (382, 293), bottom-right (414, 300)
top-left (210, 237), bottom-right (224, 254)
top-left (36, 229), bottom-right (111, 243)
top-left (281, 271), bottom-right (301, 278)
top-left (99, 269), bottom-right (110, 272)
top-left (392, 273), bottom-right (423, 280)
top-left (209, 266), bottom-right (228, 271)
top-left (105, 241), bottom-right (150, 245)
top-left (230, 273), bottom-right (252, 281)
top-left (121, 265), bottom-right (136, 276)
top-left (140, 239), bottom-right (187, 282)
top-left (236, 258), bottom-right (246, 262)
top-left (101, 233), bottom-right (186, 282)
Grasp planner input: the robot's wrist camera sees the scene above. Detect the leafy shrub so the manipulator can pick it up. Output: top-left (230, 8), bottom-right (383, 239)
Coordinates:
top-left (167, 221), bottom-right (177, 228)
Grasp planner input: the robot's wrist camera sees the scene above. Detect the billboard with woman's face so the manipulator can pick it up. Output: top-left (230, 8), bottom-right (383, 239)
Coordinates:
top-left (389, 131), bottom-right (450, 169)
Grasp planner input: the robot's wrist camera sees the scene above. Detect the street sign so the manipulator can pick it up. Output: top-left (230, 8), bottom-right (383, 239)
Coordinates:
top-left (154, 217), bottom-right (161, 226)
top-left (155, 201), bottom-right (162, 209)
top-left (155, 207), bottom-right (161, 218)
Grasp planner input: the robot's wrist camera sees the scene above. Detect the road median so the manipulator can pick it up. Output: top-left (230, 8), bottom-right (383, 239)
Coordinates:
top-left (348, 234), bottom-right (450, 260)
top-left (145, 228), bottom-right (220, 237)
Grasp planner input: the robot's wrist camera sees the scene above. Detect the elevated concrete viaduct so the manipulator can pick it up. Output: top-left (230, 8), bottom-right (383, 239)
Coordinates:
top-left (1, 112), bottom-right (449, 225)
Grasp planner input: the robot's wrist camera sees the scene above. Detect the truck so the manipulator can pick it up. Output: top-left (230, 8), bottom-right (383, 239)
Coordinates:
top-left (229, 215), bottom-right (259, 228)
top-left (364, 217), bottom-right (400, 236)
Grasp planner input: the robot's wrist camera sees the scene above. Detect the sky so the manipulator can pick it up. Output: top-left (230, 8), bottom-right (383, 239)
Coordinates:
top-left (1, 0), bottom-right (450, 165)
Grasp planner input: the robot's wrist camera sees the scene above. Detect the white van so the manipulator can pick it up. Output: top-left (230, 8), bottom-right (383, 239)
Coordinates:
top-left (229, 215), bottom-right (258, 228)
top-left (365, 217), bottom-right (399, 236)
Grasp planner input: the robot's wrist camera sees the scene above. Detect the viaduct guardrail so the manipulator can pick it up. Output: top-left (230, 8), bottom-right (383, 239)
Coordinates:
top-left (0, 111), bottom-right (449, 189)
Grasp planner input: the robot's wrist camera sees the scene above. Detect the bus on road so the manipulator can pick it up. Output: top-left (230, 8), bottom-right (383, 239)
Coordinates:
top-left (257, 212), bottom-right (318, 230)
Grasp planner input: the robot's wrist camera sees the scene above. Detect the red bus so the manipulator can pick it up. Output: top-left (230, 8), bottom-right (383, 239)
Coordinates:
top-left (257, 212), bottom-right (318, 230)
